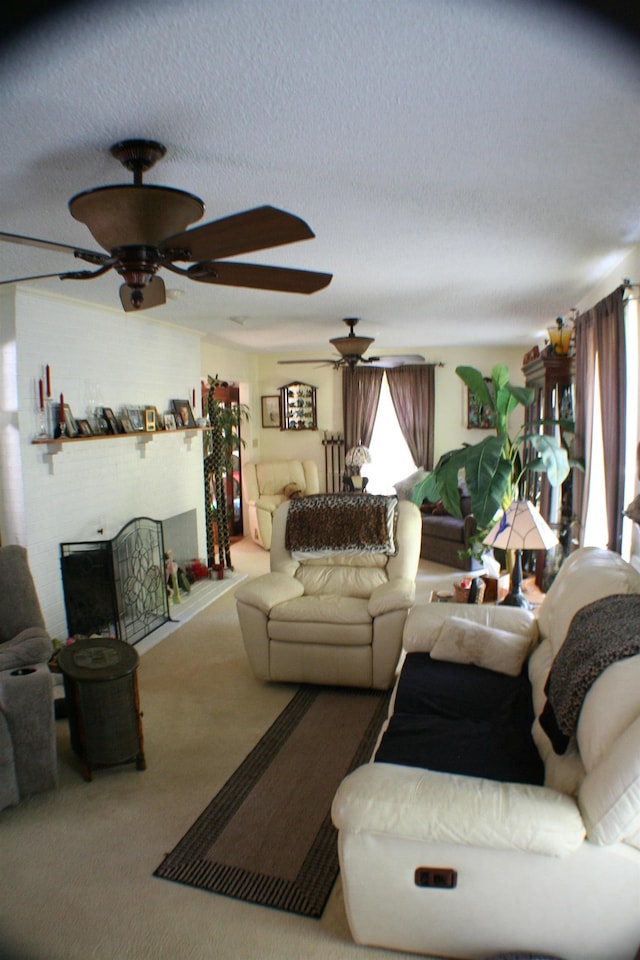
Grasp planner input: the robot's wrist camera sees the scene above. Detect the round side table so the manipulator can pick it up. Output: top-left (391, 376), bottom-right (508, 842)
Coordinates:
top-left (57, 636), bottom-right (146, 781)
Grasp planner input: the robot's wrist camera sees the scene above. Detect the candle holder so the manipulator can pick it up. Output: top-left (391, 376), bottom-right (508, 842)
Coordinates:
top-left (35, 408), bottom-right (49, 439)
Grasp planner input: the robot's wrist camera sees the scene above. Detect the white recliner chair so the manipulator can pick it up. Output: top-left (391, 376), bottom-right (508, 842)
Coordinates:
top-left (235, 496), bottom-right (421, 689)
top-left (242, 459), bottom-right (320, 549)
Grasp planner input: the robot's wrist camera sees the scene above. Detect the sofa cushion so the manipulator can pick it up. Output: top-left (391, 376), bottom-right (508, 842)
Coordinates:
top-left (430, 616), bottom-right (533, 677)
top-left (375, 653), bottom-right (544, 786)
top-left (393, 468), bottom-right (427, 501)
top-left (578, 714), bottom-right (640, 844)
top-left (540, 594), bottom-right (640, 755)
top-left (577, 653), bottom-right (640, 772)
top-left (536, 546), bottom-right (640, 657)
top-left (295, 563), bottom-right (387, 598)
top-left (269, 594), bottom-right (371, 626)
top-left (421, 513), bottom-right (467, 543)
top-left (256, 460), bottom-right (308, 496)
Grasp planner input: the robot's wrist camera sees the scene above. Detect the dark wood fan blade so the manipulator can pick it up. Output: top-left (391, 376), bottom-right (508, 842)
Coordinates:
top-left (119, 276), bottom-right (166, 312)
top-left (188, 261), bottom-right (332, 294)
top-left (160, 206), bottom-right (316, 262)
top-left (0, 230), bottom-right (108, 264)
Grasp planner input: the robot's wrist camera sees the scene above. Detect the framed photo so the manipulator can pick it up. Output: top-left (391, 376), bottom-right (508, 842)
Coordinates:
top-left (146, 405), bottom-right (163, 430)
top-left (467, 379), bottom-right (496, 430)
top-left (261, 395), bottom-right (281, 429)
top-left (76, 418), bottom-right (93, 436)
top-left (171, 399), bottom-right (197, 429)
top-left (164, 413), bottom-right (177, 431)
top-left (102, 407), bottom-right (121, 434)
top-left (144, 408), bottom-right (156, 432)
top-left (127, 407), bottom-right (143, 431)
top-left (120, 417), bottom-right (134, 433)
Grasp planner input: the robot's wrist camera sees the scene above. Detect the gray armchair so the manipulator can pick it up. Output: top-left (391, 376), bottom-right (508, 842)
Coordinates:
top-left (0, 545), bottom-right (57, 809)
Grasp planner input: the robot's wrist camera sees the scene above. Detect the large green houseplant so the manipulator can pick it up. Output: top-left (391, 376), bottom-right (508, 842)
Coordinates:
top-left (412, 363), bottom-right (573, 555)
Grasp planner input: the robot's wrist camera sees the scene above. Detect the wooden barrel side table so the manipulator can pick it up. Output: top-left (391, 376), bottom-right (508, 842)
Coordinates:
top-left (57, 636), bottom-right (145, 781)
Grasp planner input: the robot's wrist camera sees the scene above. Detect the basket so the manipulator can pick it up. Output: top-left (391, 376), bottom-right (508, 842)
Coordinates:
top-left (453, 578), bottom-right (486, 604)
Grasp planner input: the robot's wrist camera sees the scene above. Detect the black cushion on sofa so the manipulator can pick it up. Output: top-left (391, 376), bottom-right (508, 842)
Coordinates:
top-left (375, 653), bottom-right (544, 786)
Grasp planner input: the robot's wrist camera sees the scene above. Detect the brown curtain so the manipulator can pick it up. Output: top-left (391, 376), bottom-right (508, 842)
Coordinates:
top-left (573, 286), bottom-right (626, 552)
top-left (386, 364), bottom-right (435, 469)
top-left (342, 366), bottom-right (384, 451)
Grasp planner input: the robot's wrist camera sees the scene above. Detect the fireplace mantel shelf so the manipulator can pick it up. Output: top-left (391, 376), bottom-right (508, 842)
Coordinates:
top-left (32, 427), bottom-right (205, 452)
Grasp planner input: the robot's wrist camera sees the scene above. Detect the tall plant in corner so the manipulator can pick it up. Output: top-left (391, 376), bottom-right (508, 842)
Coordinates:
top-left (204, 375), bottom-right (250, 571)
top-left (412, 363), bottom-right (573, 554)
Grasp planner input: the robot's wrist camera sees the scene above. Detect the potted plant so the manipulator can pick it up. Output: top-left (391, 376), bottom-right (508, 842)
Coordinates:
top-left (412, 363), bottom-right (574, 556)
top-left (204, 375), bottom-right (250, 570)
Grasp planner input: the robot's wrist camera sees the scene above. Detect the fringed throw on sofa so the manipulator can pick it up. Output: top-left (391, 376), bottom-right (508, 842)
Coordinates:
top-left (540, 593), bottom-right (640, 754)
top-left (285, 494), bottom-right (398, 554)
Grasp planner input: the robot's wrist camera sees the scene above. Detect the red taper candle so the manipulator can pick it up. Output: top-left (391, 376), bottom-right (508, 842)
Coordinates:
top-left (38, 379), bottom-right (44, 411)
top-left (59, 393), bottom-right (64, 423)
top-left (45, 365), bottom-right (51, 397)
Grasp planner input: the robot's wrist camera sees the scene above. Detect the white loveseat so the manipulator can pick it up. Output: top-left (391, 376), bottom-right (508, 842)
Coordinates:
top-left (332, 547), bottom-right (640, 960)
top-left (235, 496), bottom-right (421, 689)
top-left (242, 458), bottom-right (320, 549)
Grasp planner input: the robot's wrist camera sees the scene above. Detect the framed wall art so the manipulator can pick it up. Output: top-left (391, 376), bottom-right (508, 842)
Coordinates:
top-left (144, 408), bottom-right (156, 432)
top-left (467, 379), bottom-right (496, 430)
top-left (261, 395), bottom-right (281, 429)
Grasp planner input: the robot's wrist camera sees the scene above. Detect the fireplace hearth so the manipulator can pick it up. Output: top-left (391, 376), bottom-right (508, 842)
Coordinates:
top-left (61, 517), bottom-right (170, 645)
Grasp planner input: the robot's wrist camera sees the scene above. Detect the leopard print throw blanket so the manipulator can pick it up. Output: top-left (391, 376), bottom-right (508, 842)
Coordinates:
top-left (540, 593), bottom-right (640, 754)
top-left (285, 494), bottom-right (398, 554)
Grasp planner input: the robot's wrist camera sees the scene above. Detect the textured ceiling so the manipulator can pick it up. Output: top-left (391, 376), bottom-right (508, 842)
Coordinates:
top-left (1, 0), bottom-right (639, 356)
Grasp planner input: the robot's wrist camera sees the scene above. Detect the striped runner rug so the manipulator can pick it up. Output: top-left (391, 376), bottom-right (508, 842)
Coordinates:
top-left (153, 684), bottom-right (390, 917)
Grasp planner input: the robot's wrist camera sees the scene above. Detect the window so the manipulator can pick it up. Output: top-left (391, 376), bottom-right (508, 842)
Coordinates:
top-left (365, 374), bottom-right (416, 494)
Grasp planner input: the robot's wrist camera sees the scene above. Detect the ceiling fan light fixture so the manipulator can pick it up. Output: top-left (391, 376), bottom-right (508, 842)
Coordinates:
top-left (330, 334), bottom-right (374, 358)
top-left (68, 184), bottom-right (204, 251)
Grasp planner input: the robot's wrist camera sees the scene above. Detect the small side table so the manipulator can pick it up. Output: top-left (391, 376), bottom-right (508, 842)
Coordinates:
top-left (57, 637), bottom-right (146, 781)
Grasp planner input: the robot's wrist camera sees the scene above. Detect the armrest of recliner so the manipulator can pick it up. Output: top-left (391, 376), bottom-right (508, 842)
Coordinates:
top-left (332, 762), bottom-right (585, 858)
top-left (235, 572), bottom-right (304, 615)
top-left (368, 578), bottom-right (416, 618)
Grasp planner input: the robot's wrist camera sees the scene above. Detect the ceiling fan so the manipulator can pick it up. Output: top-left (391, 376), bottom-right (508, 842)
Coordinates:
top-left (0, 139), bottom-right (332, 312)
top-left (278, 317), bottom-right (426, 368)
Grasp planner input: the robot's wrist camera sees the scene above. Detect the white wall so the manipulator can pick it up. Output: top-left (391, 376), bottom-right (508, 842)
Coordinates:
top-left (2, 288), bottom-right (205, 639)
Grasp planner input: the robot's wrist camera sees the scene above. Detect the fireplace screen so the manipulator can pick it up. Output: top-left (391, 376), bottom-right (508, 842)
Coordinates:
top-left (61, 517), bottom-right (170, 645)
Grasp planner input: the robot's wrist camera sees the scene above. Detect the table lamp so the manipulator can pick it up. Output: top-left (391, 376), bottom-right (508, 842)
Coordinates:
top-left (482, 500), bottom-right (558, 607)
top-left (345, 443), bottom-right (372, 491)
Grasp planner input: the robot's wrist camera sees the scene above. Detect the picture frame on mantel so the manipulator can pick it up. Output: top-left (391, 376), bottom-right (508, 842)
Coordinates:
top-left (467, 380), bottom-right (496, 429)
top-left (171, 399), bottom-right (197, 429)
top-left (261, 395), bottom-right (281, 429)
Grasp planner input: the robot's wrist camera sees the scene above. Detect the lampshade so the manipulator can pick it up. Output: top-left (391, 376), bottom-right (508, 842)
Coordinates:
top-left (345, 444), bottom-right (372, 470)
top-left (483, 500), bottom-right (558, 552)
top-left (546, 316), bottom-right (573, 356)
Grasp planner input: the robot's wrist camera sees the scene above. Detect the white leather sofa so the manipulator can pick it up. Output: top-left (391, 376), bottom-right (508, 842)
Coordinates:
top-left (235, 497), bottom-right (422, 689)
top-left (242, 458), bottom-right (320, 549)
top-left (332, 546), bottom-right (640, 960)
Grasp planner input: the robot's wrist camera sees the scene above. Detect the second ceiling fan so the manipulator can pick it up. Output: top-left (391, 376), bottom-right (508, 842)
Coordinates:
top-left (278, 318), bottom-right (425, 369)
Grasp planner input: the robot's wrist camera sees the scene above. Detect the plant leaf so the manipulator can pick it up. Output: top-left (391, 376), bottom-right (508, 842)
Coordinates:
top-left (527, 434), bottom-right (570, 486)
top-left (463, 436), bottom-right (513, 531)
top-left (456, 366), bottom-right (494, 408)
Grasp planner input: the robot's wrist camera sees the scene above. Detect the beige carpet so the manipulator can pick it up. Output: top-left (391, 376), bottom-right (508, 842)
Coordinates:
top-left (0, 538), bottom-right (461, 960)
